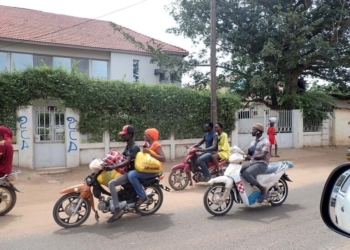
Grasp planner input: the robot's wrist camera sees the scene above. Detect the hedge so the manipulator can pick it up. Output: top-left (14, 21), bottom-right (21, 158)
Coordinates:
top-left (0, 67), bottom-right (241, 140)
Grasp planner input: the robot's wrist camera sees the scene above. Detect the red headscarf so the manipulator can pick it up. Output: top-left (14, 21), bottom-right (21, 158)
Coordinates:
top-left (145, 128), bottom-right (159, 141)
top-left (0, 126), bottom-right (14, 142)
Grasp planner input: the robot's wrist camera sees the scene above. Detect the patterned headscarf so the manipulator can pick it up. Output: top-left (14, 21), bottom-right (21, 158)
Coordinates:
top-left (0, 126), bottom-right (14, 142)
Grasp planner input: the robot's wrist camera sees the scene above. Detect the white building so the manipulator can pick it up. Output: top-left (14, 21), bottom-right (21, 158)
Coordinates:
top-left (0, 5), bottom-right (188, 169)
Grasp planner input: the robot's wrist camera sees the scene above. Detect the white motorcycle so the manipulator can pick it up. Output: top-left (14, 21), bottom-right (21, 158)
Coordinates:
top-left (203, 146), bottom-right (293, 216)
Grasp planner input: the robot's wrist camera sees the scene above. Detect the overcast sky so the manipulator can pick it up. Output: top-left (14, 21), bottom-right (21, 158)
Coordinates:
top-left (0, 0), bottom-right (196, 83)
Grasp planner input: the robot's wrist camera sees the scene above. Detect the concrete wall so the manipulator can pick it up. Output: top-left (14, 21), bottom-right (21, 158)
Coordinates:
top-left (303, 132), bottom-right (322, 147)
top-left (332, 109), bottom-right (350, 146)
top-left (110, 52), bottom-right (160, 84)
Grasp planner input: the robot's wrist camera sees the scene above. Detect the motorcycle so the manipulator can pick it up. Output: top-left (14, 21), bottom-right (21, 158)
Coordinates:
top-left (52, 157), bottom-right (170, 228)
top-left (0, 170), bottom-right (22, 216)
top-left (168, 146), bottom-right (228, 190)
top-left (203, 146), bottom-right (294, 216)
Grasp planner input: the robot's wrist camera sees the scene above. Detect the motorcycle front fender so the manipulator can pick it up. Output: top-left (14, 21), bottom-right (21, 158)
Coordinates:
top-left (207, 176), bottom-right (234, 189)
top-left (59, 183), bottom-right (96, 212)
top-left (171, 163), bottom-right (190, 172)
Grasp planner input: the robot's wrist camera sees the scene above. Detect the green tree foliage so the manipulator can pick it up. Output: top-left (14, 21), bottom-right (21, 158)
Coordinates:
top-left (165, 0), bottom-right (350, 109)
top-left (0, 67), bottom-right (240, 140)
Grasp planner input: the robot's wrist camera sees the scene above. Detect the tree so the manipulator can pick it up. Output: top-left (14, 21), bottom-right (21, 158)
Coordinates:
top-left (165, 0), bottom-right (350, 109)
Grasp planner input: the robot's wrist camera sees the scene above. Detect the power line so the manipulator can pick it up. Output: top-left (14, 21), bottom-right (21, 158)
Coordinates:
top-left (0, 0), bottom-right (150, 49)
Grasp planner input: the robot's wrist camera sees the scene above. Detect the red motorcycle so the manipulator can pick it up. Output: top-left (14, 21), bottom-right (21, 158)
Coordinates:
top-left (168, 146), bottom-right (228, 190)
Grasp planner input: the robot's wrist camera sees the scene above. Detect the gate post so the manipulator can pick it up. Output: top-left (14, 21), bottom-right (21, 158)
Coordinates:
top-left (292, 110), bottom-right (303, 148)
top-left (17, 106), bottom-right (34, 169)
top-left (65, 108), bottom-right (80, 168)
top-left (231, 111), bottom-right (239, 147)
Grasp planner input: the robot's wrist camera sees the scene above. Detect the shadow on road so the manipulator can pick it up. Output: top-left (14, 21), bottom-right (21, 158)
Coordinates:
top-left (206, 203), bottom-right (306, 224)
top-left (1, 214), bottom-right (23, 228)
top-left (52, 212), bottom-right (175, 239)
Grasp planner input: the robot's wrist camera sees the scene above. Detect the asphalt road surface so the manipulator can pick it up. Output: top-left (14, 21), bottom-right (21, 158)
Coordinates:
top-left (1, 146), bottom-right (350, 250)
top-left (1, 181), bottom-right (350, 250)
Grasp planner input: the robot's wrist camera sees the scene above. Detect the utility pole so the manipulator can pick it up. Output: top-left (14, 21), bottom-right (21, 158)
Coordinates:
top-left (210, 0), bottom-right (217, 124)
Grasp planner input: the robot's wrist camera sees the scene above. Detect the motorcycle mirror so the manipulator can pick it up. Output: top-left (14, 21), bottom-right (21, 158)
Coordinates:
top-left (320, 162), bottom-right (350, 238)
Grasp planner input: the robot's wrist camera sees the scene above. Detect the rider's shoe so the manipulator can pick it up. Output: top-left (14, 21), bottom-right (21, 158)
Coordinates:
top-left (107, 208), bottom-right (124, 223)
top-left (258, 191), bottom-right (270, 203)
top-left (204, 176), bottom-right (211, 182)
top-left (135, 196), bottom-right (147, 206)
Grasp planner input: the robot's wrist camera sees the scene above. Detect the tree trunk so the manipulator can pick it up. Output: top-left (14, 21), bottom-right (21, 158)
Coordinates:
top-left (284, 71), bottom-right (300, 108)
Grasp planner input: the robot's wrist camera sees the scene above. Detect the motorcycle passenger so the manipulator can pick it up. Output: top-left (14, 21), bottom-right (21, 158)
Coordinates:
top-left (105, 125), bottom-right (140, 224)
top-left (193, 122), bottom-right (218, 181)
top-left (212, 122), bottom-right (230, 173)
top-left (128, 128), bottom-right (166, 206)
top-left (0, 126), bottom-right (14, 178)
top-left (241, 123), bottom-right (271, 201)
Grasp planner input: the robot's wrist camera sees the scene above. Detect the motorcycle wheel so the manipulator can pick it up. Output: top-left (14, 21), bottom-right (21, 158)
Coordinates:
top-left (203, 183), bottom-right (234, 216)
top-left (0, 186), bottom-right (16, 216)
top-left (136, 185), bottom-right (163, 216)
top-left (53, 193), bottom-right (91, 228)
top-left (168, 169), bottom-right (190, 191)
top-left (269, 179), bottom-right (288, 206)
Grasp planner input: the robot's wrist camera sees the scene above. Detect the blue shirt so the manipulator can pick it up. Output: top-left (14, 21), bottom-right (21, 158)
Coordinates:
top-left (204, 131), bottom-right (217, 151)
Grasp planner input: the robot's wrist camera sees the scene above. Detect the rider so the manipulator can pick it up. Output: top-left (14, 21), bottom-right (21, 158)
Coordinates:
top-left (241, 123), bottom-right (271, 201)
top-left (0, 126), bottom-right (14, 178)
top-left (211, 122), bottom-right (230, 173)
top-left (128, 128), bottom-right (166, 206)
top-left (193, 122), bottom-right (218, 181)
top-left (105, 125), bottom-right (140, 223)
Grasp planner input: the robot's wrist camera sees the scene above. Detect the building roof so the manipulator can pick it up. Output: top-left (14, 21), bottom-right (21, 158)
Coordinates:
top-left (0, 5), bottom-right (188, 55)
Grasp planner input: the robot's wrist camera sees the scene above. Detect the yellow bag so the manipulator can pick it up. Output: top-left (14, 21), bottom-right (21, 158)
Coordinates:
top-left (134, 151), bottom-right (163, 173)
top-left (97, 170), bottom-right (122, 187)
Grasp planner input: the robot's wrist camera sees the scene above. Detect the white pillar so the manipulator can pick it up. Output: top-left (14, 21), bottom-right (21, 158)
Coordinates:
top-left (230, 112), bottom-right (239, 147)
top-left (17, 106), bottom-right (34, 169)
top-left (104, 131), bottom-right (110, 155)
top-left (65, 108), bottom-right (80, 168)
top-left (321, 116), bottom-right (330, 146)
top-left (292, 109), bottom-right (303, 148)
top-left (170, 134), bottom-right (176, 160)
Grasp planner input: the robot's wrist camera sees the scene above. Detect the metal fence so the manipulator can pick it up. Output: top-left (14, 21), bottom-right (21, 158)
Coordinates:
top-left (303, 118), bottom-right (323, 132)
top-left (238, 109), bottom-right (293, 134)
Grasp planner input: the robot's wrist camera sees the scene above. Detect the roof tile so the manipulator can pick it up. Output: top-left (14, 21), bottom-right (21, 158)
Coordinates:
top-left (0, 5), bottom-right (188, 55)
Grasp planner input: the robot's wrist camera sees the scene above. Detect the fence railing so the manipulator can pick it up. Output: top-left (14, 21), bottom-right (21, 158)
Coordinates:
top-left (303, 118), bottom-right (322, 132)
top-left (238, 109), bottom-right (293, 134)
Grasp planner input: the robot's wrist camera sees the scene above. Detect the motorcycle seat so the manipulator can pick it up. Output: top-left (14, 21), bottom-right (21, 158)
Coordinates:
top-left (265, 162), bottom-right (283, 174)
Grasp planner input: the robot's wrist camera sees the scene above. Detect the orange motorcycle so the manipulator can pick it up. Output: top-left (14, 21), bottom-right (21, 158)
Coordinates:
top-left (52, 156), bottom-right (170, 228)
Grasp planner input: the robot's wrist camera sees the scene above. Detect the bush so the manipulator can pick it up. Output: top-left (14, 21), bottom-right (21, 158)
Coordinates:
top-left (0, 67), bottom-right (241, 140)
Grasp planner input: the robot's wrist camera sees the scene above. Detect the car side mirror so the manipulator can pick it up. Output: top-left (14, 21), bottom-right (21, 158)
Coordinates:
top-left (320, 163), bottom-right (350, 238)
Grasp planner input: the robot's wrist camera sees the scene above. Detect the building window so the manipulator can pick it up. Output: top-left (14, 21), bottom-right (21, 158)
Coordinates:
top-left (11, 53), bottom-right (33, 71)
top-left (34, 55), bottom-right (52, 67)
top-left (91, 60), bottom-right (108, 79)
top-left (73, 58), bottom-right (89, 75)
top-left (53, 57), bottom-right (71, 72)
top-left (133, 60), bottom-right (139, 82)
top-left (0, 52), bottom-right (7, 72)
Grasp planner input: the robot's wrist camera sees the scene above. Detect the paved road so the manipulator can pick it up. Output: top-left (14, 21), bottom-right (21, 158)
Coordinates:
top-left (1, 147), bottom-right (350, 250)
top-left (1, 181), bottom-right (349, 250)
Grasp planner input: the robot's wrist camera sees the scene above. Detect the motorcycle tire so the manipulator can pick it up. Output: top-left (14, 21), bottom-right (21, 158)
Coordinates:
top-left (53, 193), bottom-right (91, 228)
top-left (269, 179), bottom-right (288, 207)
top-left (168, 169), bottom-right (190, 191)
top-left (136, 185), bottom-right (163, 216)
top-left (203, 183), bottom-right (234, 216)
top-left (0, 186), bottom-right (17, 216)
